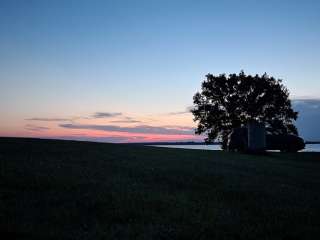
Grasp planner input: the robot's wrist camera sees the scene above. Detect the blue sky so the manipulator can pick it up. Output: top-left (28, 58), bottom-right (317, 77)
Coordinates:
top-left (1, 0), bottom-right (320, 141)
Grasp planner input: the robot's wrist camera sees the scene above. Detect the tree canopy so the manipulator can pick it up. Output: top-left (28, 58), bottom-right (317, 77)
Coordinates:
top-left (191, 71), bottom-right (298, 149)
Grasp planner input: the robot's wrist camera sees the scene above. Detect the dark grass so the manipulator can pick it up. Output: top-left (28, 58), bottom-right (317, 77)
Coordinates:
top-left (1, 137), bottom-right (320, 239)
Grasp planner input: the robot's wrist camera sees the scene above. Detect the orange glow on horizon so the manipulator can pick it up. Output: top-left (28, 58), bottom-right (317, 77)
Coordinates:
top-left (0, 128), bottom-right (203, 143)
top-left (0, 110), bottom-right (202, 143)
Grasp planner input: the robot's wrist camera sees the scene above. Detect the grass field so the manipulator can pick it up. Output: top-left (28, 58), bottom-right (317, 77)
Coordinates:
top-left (1, 137), bottom-right (320, 239)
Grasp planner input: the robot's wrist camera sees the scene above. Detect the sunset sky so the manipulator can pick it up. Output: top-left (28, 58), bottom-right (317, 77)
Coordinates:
top-left (1, 0), bottom-right (320, 142)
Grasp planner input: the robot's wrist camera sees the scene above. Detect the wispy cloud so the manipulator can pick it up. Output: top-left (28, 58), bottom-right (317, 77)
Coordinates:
top-left (25, 117), bottom-right (70, 122)
top-left (293, 99), bottom-right (320, 109)
top-left (167, 106), bottom-right (193, 115)
top-left (53, 135), bottom-right (145, 143)
top-left (26, 112), bottom-right (134, 122)
top-left (26, 112), bottom-right (123, 122)
top-left (25, 124), bottom-right (50, 132)
top-left (110, 120), bottom-right (141, 123)
top-left (161, 125), bottom-right (195, 131)
top-left (92, 112), bottom-right (122, 118)
top-left (110, 117), bottom-right (141, 123)
top-left (59, 123), bottom-right (194, 135)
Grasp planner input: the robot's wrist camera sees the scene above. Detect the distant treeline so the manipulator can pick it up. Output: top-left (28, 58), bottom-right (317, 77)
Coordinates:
top-left (305, 141), bottom-right (320, 144)
top-left (127, 141), bottom-right (221, 145)
top-left (130, 140), bottom-right (320, 146)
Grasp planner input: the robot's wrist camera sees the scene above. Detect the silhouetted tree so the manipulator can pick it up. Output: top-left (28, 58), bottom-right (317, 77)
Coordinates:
top-left (191, 71), bottom-right (298, 149)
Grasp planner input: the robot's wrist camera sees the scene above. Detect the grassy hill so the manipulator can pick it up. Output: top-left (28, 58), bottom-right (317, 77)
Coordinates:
top-left (1, 137), bottom-right (320, 239)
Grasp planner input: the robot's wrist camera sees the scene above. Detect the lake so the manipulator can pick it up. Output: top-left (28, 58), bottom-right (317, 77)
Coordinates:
top-left (151, 144), bottom-right (320, 152)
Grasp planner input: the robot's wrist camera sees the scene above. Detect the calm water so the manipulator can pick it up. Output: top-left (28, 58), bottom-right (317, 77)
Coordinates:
top-left (152, 144), bottom-right (320, 152)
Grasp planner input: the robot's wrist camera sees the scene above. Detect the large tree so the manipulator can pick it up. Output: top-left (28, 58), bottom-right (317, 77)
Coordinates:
top-left (191, 71), bottom-right (298, 149)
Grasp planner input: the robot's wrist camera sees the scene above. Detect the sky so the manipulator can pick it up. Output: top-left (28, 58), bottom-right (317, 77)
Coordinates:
top-left (1, 0), bottom-right (320, 142)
